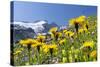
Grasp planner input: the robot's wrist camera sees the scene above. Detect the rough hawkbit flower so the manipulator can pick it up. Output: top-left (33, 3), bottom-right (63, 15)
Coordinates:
top-left (78, 28), bottom-right (84, 34)
top-left (59, 38), bottom-right (66, 45)
top-left (36, 34), bottom-right (46, 43)
top-left (49, 44), bottom-right (58, 56)
top-left (80, 40), bottom-right (94, 53)
top-left (42, 44), bottom-right (58, 55)
top-left (32, 42), bottom-right (44, 53)
top-left (69, 15), bottom-right (86, 33)
top-left (19, 38), bottom-right (36, 50)
top-left (55, 32), bottom-right (62, 40)
top-left (49, 27), bottom-right (58, 34)
top-left (81, 40), bottom-right (94, 49)
top-left (64, 31), bottom-right (74, 40)
top-left (42, 44), bottom-right (49, 54)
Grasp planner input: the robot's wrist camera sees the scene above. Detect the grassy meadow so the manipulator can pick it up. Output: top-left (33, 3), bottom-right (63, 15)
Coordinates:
top-left (11, 15), bottom-right (97, 66)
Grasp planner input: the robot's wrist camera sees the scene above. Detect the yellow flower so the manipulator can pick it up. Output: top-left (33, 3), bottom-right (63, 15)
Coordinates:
top-left (59, 38), bottom-right (66, 45)
top-left (78, 28), bottom-right (84, 33)
top-left (90, 50), bottom-right (97, 58)
top-left (31, 40), bottom-right (40, 48)
top-left (84, 27), bottom-right (88, 32)
top-left (78, 28), bottom-right (88, 34)
top-left (50, 33), bottom-right (55, 38)
top-left (19, 40), bottom-right (27, 46)
top-left (32, 41), bottom-right (45, 53)
top-left (49, 45), bottom-right (56, 55)
top-left (65, 31), bottom-right (74, 37)
top-left (69, 15), bottom-right (87, 33)
top-left (49, 44), bottom-right (57, 49)
top-left (19, 38), bottom-right (35, 46)
top-left (83, 41), bottom-right (94, 48)
top-left (69, 32), bottom-right (74, 37)
top-left (55, 32), bottom-right (62, 38)
top-left (42, 44), bottom-right (49, 53)
top-left (76, 15), bottom-right (86, 24)
top-left (69, 15), bottom-right (86, 26)
top-left (37, 34), bottom-right (46, 43)
top-left (49, 27), bottom-right (58, 33)
top-left (37, 35), bottom-right (46, 39)
top-left (63, 29), bottom-right (67, 33)
top-left (50, 31), bottom-right (62, 40)
top-left (31, 41), bottom-right (45, 50)
top-left (42, 44), bottom-right (58, 54)
top-left (49, 27), bottom-right (58, 39)
top-left (80, 40), bottom-right (94, 49)
top-left (69, 18), bottom-right (76, 26)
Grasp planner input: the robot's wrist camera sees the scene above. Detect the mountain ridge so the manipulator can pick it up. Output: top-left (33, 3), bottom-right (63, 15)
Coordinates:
top-left (11, 20), bottom-right (59, 42)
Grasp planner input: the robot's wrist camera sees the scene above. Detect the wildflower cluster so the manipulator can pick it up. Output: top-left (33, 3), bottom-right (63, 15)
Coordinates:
top-left (12, 15), bottom-right (97, 66)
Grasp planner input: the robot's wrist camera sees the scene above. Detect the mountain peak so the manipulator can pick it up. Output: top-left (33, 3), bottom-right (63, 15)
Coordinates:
top-left (33, 20), bottom-right (47, 25)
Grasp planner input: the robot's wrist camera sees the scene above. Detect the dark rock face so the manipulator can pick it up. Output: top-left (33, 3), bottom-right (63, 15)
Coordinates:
top-left (11, 24), bottom-right (35, 43)
top-left (42, 22), bottom-right (58, 33)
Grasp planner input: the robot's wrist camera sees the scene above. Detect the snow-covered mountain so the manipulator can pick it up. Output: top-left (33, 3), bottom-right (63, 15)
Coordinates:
top-left (11, 20), bottom-right (58, 43)
top-left (13, 20), bottom-right (47, 34)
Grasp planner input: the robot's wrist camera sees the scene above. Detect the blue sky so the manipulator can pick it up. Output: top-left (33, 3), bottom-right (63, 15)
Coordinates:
top-left (11, 1), bottom-right (97, 26)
